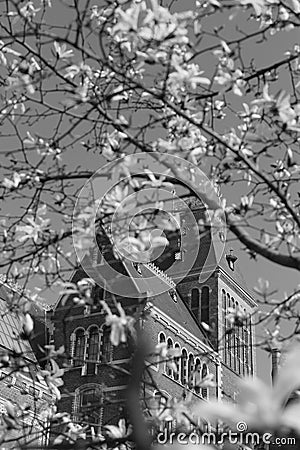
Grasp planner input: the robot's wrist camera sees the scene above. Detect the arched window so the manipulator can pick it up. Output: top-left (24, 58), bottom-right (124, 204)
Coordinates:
top-left (242, 314), bottom-right (247, 376)
top-left (244, 322), bottom-right (250, 374)
top-left (166, 338), bottom-right (173, 377)
top-left (159, 332), bottom-right (166, 344)
top-left (249, 317), bottom-right (253, 375)
top-left (153, 390), bottom-right (168, 417)
top-left (74, 329), bottom-right (86, 367)
top-left (191, 289), bottom-right (200, 320)
top-left (222, 290), bottom-right (227, 363)
top-left (230, 296), bottom-right (235, 368)
top-left (234, 299), bottom-right (239, 372)
top-left (87, 327), bottom-right (100, 375)
top-left (222, 290), bottom-right (226, 311)
top-left (181, 349), bottom-right (188, 385)
top-left (174, 343), bottom-right (180, 381)
top-left (201, 286), bottom-right (209, 325)
top-left (201, 364), bottom-right (208, 399)
top-left (158, 332), bottom-right (166, 372)
top-left (187, 354), bottom-right (194, 387)
top-left (73, 385), bottom-right (103, 435)
top-left (101, 325), bottom-right (113, 363)
top-left (194, 358), bottom-right (201, 394)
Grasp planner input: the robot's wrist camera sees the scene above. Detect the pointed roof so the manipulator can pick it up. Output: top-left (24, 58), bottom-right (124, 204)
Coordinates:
top-left (129, 263), bottom-right (212, 347)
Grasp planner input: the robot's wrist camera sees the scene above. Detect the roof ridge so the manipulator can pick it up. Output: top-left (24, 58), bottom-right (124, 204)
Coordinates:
top-left (143, 262), bottom-right (176, 289)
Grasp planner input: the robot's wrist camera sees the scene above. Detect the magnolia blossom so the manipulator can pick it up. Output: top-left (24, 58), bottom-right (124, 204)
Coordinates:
top-left (20, 1), bottom-right (40, 20)
top-left (2, 172), bottom-right (23, 189)
top-left (253, 84), bottom-right (300, 131)
top-left (226, 304), bottom-right (249, 327)
top-left (54, 41), bottom-right (74, 59)
top-left (41, 360), bottom-right (64, 400)
top-left (193, 345), bottom-right (300, 433)
top-left (190, 368), bottom-right (216, 389)
top-left (101, 302), bottom-right (136, 346)
top-left (150, 394), bottom-right (194, 430)
top-left (2, 401), bottom-right (23, 430)
top-left (114, 230), bottom-right (169, 263)
top-left (215, 68), bottom-right (245, 96)
top-left (67, 423), bottom-right (87, 441)
top-left (139, 0), bottom-right (190, 44)
top-left (240, 0), bottom-right (266, 16)
top-left (155, 342), bottom-right (181, 372)
top-left (21, 313), bottom-right (34, 337)
top-left (168, 62), bottom-right (210, 93)
top-left (104, 418), bottom-right (132, 439)
top-left (16, 216), bottom-right (50, 243)
top-left (112, 2), bottom-right (142, 36)
top-left (102, 185), bottom-right (129, 214)
top-left (142, 169), bottom-right (174, 189)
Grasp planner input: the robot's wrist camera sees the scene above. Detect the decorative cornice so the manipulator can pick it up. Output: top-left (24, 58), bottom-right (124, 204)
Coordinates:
top-left (216, 267), bottom-right (257, 308)
top-left (144, 263), bottom-right (176, 289)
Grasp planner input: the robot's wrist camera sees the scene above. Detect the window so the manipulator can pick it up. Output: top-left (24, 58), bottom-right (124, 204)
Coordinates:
top-left (73, 385), bottom-right (103, 435)
top-left (159, 333), bottom-right (166, 344)
top-left (201, 287), bottom-right (209, 325)
top-left (202, 364), bottom-right (208, 399)
top-left (222, 290), bottom-right (227, 363)
top-left (153, 391), bottom-right (171, 432)
top-left (166, 338), bottom-right (173, 377)
top-left (87, 327), bottom-right (100, 375)
top-left (244, 323), bottom-right (249, 374)
top-left (159, 333), bottom-right (166, 372)
top-left (249, 317), bottom-right (253, 375)
top-left (236, 317), bottom-right (242, 374)
top-left (175, 251), bottom-right (183, 261)
top-left (101, 326), bottom-right (113, 362)
top-left (187, 354), bottom-right (194, 387)
top-left (191, 289), bottom-right (200, 320)
top-left (95, 285), bottom-right (106, 303)
top-left (181, 349), bottom-right (188, 385)
top-left (194, 358), bottom-right (201, 394)
top-left (234, 300), bottom-right (239, 373)
top-left (74, 329), bottom-right (86, 367)
top-left (227, 294), bottom-right (232, 367)
top-left (241, 324), bottom-right (246, 376)
top-left (174, 343), bottom-right (180, 381)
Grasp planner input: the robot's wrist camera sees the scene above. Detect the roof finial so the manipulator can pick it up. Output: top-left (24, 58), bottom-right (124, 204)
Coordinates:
top-left (226, 249), bottom-right (238, 271)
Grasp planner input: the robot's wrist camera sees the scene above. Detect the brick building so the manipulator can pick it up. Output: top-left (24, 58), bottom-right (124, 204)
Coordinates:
top-left (52, 196), bottom-right (257, 438)
top-left (0, 277), bottom-right (53, 447)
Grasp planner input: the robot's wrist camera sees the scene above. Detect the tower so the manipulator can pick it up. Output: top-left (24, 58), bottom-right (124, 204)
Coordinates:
top-left (153, 194), bottom-right (257, 399)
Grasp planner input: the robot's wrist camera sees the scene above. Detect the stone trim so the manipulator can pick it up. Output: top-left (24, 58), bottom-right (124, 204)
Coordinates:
top-left (216, 267), bottom-right (257, 308)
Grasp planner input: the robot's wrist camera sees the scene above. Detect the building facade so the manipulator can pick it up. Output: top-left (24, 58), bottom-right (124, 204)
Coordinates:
top-left (52, 196), bottom-right (257, 439)
top-left (0, 277), bottom-right (53, 448)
